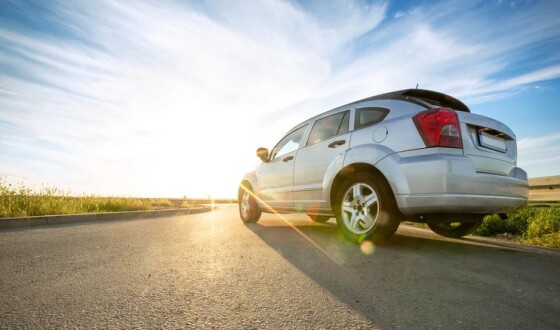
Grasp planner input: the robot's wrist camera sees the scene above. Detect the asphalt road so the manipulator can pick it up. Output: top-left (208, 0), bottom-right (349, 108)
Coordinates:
top-left (1, 206), bottom-right (559, 329)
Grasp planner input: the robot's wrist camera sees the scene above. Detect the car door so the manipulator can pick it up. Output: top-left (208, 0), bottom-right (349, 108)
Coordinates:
top-left (256, 124), bottom-right (308, 211)
top-left (293, 110), bottom-right (351, 212)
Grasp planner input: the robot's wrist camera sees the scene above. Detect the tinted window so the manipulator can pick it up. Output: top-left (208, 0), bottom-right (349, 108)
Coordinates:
top-left (270, 125), bottom-right (308, 159)
top-left (355, 107), bottom-right (389, 129)
top-left (307, 111), bottom-right (349, 146)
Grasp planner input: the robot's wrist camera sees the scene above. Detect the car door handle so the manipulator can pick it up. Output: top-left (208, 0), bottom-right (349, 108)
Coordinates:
top-left (328, 140), bottom-right (346, 148)
top-left (283, 155), bottom-right (294, 162)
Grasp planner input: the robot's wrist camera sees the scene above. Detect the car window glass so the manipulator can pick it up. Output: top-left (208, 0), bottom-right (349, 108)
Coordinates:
top-left (338, 111), bottom-right (349, 135)
top-left (355, 107), bottom-right (389, 129)
top-left (271, 125), bottom-right (308, 159)
top-left (307, 111), bottom-right (349, 146)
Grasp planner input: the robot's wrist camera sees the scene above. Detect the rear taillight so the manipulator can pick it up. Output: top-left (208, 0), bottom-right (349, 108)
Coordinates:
top-left (412, 108), bottom-right (463, 148)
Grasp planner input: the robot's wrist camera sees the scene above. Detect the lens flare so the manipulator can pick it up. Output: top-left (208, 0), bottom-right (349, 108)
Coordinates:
top-left (238, 184), bottom-right (349, 269)
top-left (360, 240), bottom-right (375, 255)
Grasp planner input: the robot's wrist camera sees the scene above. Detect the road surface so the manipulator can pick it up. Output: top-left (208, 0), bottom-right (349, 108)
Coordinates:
top-left (1, 206), bottom-right (559, 329)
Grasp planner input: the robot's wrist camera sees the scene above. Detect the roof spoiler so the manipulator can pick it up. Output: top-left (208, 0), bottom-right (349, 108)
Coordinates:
top-left (353, 89), bottom-right (470, 113)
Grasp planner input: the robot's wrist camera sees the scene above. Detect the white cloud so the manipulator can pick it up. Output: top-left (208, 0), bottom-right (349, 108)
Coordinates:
top-left (517, 133), bottom-right (560, 177)
top-left (1, 0), bottom-right (559, 197)
top-left (2, 0), bottom-right (387, 197)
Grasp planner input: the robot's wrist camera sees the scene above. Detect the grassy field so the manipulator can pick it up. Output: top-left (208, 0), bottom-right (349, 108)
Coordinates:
top-left (0, 179), bottom-right (188, 218)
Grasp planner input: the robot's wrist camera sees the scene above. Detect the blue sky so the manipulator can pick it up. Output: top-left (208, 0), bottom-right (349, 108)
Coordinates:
top-left (1, 0), bottom-right (559, 198)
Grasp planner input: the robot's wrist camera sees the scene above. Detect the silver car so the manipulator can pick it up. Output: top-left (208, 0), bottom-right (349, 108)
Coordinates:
top-left (238, 89), bottom-right (529, 243)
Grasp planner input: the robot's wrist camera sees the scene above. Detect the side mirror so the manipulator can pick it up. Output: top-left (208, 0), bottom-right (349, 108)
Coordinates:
top-left (256, 147), bottom-right (269, 163)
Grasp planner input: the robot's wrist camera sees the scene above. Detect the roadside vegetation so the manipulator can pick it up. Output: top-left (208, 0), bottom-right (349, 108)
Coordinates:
top-left (408, 206), bottom-right (560, 249)
top-left (2, 179), bottom-right (558, 249)
top-left (0, 179), bottom-right (187, 218)
top-left (476, 206), bottom-right (560, 249)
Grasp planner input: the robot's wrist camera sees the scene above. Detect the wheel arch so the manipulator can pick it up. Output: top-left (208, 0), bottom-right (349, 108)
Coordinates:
top-left (238, 180), bottom-right (254, 200)
top-left (329, 163), bottom-right (397, 210)
top-left (238, 171), bottom-right (259, 200)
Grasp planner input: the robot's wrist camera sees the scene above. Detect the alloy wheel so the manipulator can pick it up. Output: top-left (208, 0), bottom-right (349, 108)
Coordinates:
top-left (340, 183), bottom-right (379, 235)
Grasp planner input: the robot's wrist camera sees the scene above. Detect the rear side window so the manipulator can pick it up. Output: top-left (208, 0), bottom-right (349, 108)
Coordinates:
top-left (307, 111), bottom-right (349, 146)
top-left (355, 107), bottom-right (389, 130)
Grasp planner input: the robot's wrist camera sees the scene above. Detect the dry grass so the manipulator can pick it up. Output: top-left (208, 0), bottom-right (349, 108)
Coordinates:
top-left (0, 179), bottom-right (184, 218)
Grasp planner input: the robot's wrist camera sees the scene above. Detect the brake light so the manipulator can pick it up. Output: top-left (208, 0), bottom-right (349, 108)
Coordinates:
top-left (413, 108), bottom-right (463, 148)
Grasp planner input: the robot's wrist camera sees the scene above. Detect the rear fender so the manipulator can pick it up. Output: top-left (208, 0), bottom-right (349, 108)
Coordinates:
top-left (322, 144), bottom-right (396, 205)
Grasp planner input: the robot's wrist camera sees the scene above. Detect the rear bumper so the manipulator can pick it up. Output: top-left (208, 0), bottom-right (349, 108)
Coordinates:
top-left (395, 194), bottom-right (527, 215)
top-left (375, 151), bottom-right (529, 216)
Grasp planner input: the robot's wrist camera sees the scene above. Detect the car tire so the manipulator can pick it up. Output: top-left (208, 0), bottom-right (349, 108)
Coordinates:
top-left (334, 172), bottom-right (400, 244)
top-left (238, 185), bottom-right (261, 223)
top-left (427, 217), bottom-right (483, 238)
top-left (308, 215), bottom-right (331, 223)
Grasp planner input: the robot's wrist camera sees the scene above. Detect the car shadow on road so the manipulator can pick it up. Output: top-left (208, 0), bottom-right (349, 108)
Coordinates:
top-left (244, 219), bottom-right (560, 329)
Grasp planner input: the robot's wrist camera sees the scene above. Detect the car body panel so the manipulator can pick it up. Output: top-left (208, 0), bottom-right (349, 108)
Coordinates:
top-left (375, 150), bottom-right (528, 215)
top-left (293, 132), bottom-right (351, 205)
top-left (255, 150), bottom-right (297, 210)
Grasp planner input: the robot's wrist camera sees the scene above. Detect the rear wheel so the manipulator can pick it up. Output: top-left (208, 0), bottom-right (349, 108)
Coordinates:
top-left (334, 173), bottom-right (400, 244)
top-left (238, 185), bottom-right (261, 223)
top-left (427, 217), bottom-right (483, 238)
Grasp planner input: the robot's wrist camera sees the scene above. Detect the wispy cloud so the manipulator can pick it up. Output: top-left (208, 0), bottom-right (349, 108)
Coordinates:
top-left (1, 0), bottom-right (559, 196)
top-left (518, 133), bottom-right (560, 176)
top-left (327, 0), bottom-right (560, 103)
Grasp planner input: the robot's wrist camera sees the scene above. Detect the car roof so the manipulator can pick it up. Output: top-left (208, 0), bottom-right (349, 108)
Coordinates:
top-left (343, 88), bottom-right (470, 113)
top-left (285, 89), bottom-right (470, 135)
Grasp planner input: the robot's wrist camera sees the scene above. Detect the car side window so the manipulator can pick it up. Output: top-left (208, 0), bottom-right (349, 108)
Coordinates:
top-left (355, 107), bottom-right (389, 130)
top-left (306, 111), bottom-right (349, 146)
top-left (270, 125), bottom-right (308, 160)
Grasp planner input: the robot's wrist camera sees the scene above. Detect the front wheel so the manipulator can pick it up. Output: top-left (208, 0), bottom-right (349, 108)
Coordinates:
top-left (334, 173), bottom-right (400, 244)
top-left (427, 217), bottom-right (483, 238)
top-left (238, 185), bottom-right (261, 223)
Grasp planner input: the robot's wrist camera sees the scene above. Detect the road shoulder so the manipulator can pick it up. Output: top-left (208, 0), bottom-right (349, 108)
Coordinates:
top-left (0, 207), bottom-right (212, 230)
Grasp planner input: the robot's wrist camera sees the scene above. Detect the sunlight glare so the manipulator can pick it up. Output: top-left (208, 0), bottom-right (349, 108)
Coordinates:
top-left (360, 240), bottom-right (375, 255)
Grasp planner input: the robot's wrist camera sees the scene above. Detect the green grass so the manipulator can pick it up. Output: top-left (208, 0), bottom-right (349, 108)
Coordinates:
top-left (476, 206), bottom-right (560, 249)
top-left (0, 179), bottom-right (188, 218)
top-left (521, 208), bottom-right (560, 249)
